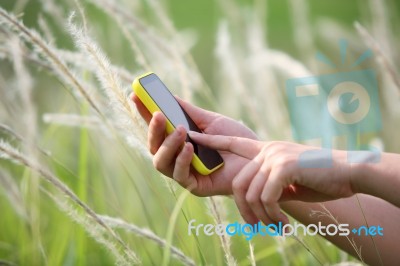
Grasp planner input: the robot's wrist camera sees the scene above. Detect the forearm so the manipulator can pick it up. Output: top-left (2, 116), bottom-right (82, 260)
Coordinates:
top-left (281, 195), bottom-right (400, 265)
top-left (352, 152), bottom-right (400, 208)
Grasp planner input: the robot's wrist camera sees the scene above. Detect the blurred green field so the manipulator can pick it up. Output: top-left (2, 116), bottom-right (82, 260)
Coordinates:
top-left (0, 0), bottom-right (399, 265)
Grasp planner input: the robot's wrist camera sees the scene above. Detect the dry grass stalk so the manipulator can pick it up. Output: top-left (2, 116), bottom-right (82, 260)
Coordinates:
top-left (310, 204), bottom-right (364, 263)
top-left (8, 35), bottom-right (37, 148)
top-left (0, 123), bottom-right (51, 157)
top-left (0, 7), bottom-right (102, 114)
top-left (99, 215), bottom-right (195, 266)
top-left (215, 21), bottom-right (265, 133)
top-left (290, 235), bottom-right (323, 265)
top-left (354, 22), bottom-right (400, 94)
top-left (207, 197), bottom-right (236, 266)
top-left (42, 188), bottom-right (135, 266)
top-left (248, 241), bottom-right (256, 266)
top-left (0, 169), bottom-right (27, 220)
top-left (87, 0), bottom-right (198, 101)
top-left (367, 0), bottom-right (394, 60)
top-left (0, 140), bottom-right (140, 265)
top-left (43, 113), bottom-right (104, 129)
top-left (60, 48), bottom-right (133, 81)
top-left (288, 0), bottom-right (315, 70)
top-left (67, 16), bottom-right (149, 156)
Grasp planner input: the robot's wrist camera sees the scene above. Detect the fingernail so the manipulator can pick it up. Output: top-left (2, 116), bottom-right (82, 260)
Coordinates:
top-left (176, 126), bottom-right (185, 136)
top-left (188, 131), bottom-right (200, 137)
top-left (280, 213), bottom-right (289, 225)
top-left (185, 142), bottom-right (191, 151)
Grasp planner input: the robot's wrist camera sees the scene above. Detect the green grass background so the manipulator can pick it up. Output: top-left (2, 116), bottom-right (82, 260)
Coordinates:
top-left (0, 0), bottom-right (399, 265)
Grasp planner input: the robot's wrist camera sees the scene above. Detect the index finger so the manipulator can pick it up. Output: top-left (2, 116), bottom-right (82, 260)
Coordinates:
top-left (188, 131), bottom-right (263, 159)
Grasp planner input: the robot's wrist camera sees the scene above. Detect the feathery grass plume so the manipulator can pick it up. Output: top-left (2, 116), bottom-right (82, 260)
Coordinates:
top-left (310, 204), bottom-right (364, 263)
top-left (0, 7), bottom-right (102, 114)
top-left (42, 112), bottom-right (112, 140)
top-left (8, 33), bottom-right (45, 264)
top-left (67, 15), bottom-right (150, 158)
top-left (0, 140), bottom-right (140, 264)
top-left (0, 123), bottom-right (51, 157)
top-left (288, 0), bottom-right (315, 70)
top-left (56, 49), bottom-right (135, 84)
top-left (315, 19), bottom-right (362, 52)
top-left (254, 49), bottom-right (312, 81)
top-left (0, 169), bottom-right (27, 220)
top-left (215, 21), bottom-right (266, 137)
top-left (99, 215), bottom-right (195, 266)
top-left (217, 0), bottom-right (245, 34)
top-left (354, 22), bottom-right (400, 94)
top-left (244, 14), bottom-right (289, 140)
top-left (8, 35), bottom-right (37, 148)
top-left (355, 22), bottom-right (400, 154)
top-left (251, 47), bottom-right (313, 140)
top-left (145, 0), bottom-right (197, 100)
top-left (86, 0), bottom-right (149, 70)
top-left (43, 113), bottom-right (105, 130)
top-left (367, 0), bottom-right (394, 61)
top-left (0, 43), bottom-right (53, 72)
top-left (0, 123), bottom-right (81, 184)
top-left (207, 196), bottom-right (237, 266)
top-left (42, 188), bottom-right (134, 266)
top-left (86, 0), bottom-right (200, 101)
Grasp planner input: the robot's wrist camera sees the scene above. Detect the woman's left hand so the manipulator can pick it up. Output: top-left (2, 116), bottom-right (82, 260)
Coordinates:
top-left (189, 132), bottom-right (355, 225)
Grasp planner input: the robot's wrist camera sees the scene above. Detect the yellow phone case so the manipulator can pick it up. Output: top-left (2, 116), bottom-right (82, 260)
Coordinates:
top-left (132, 72), bottom-right (224, 175)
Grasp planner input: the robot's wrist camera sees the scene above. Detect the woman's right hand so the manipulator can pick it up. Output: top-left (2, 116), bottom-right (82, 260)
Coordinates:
top-left (131, 93), bottom-right (258, 198)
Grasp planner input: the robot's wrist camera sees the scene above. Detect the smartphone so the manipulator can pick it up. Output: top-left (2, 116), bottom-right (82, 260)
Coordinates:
top-left (132, 72), bottom-right (224, 175)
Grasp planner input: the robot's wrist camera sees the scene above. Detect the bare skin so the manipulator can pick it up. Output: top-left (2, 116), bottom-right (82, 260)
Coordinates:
top-left (131, 93), bottom-right (400, 265)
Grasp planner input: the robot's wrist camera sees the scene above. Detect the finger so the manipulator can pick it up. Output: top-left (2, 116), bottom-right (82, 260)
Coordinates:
top-left (245, 166), bottom-right (275, 226)
top-left (173, 142), bottom-right (197, 190)
top-left (131, 93), bottom-right (152, 124)
top-left (189, 132), bottom-right (263, 159)
top-left (176, 97), bottom-right (218, 129)
top-left (261, 169), bottom-right (290, 225)
top-left (232, 153), bottom-right (264, 224)
top-left (153, 126), bottom-right (187, 176)
top-left (148, 111), bottom-right (167, 155)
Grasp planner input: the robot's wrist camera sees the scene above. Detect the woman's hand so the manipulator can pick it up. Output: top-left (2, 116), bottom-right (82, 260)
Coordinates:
top-left (131, 93), bottom-right (258, 197)
top-left (189, 132), bottom-right (355, 225)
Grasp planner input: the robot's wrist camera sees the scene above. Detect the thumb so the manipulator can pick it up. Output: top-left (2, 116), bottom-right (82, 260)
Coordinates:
top-left (188, 132), bottom-right (263, 159)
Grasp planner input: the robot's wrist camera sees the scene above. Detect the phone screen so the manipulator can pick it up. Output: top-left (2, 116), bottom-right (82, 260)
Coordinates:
top-left (139, 73), bottom-right (223, 170)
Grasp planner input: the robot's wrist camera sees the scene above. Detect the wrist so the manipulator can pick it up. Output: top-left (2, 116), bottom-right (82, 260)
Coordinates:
top-left (348, 160), bottom-right (366, 194)
top-left (347, 152), bottom-right (384, 196)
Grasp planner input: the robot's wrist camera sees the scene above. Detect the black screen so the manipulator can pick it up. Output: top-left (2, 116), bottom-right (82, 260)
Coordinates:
top-left (139, 74), bottom-right (223, 170)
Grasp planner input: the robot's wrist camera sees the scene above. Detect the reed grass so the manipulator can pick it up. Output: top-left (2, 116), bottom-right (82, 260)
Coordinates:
top-left (207, 197), bottom-right (236, 266)
top-left (0, 0), bottom-right (398, 265)
top-left (0, 140), bottom-right (140, 264)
